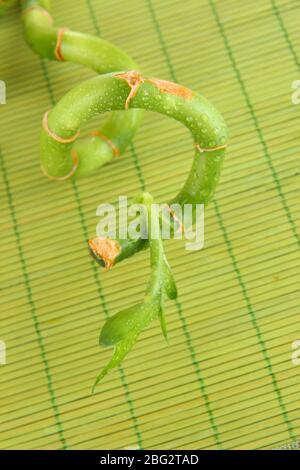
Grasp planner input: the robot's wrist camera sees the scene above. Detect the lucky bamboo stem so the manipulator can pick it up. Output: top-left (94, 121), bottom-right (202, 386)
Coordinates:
top-left (2, 1), bottom-right (229, 385)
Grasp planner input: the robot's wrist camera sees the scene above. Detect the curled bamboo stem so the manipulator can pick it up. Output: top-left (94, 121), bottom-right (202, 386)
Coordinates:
top-left (21, 0), bottom-right (143, 177)
top-left (41, 68), bottom-right (228, 384)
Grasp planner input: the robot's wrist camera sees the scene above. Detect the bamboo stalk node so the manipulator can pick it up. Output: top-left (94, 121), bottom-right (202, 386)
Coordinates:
top-left (195, 143), bottom-right (227, 153)
top-left (43, 110), bottom-right (80, 144)
top-left (55, 27), bottom-right (69, 62)
top-left (88, 237), bottom-right (121, 270)
top-left (115, 71), bottom-right (194, 110)
top-left (21, 5), bottom-right (53, 24)
top-left (40, 149), bottom-right (79, 181)
top-left (166, 205), bottom-right (185, 234)
top-left (115, 71), bottom-right (145, 110)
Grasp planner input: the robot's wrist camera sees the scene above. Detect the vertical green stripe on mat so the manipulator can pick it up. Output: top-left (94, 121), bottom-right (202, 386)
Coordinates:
top-left (145, 0), bottom-right (223, 449)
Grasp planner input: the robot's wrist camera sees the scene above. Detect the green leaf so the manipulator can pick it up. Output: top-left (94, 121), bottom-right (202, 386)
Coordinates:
top-left (94, 299), bottom-right (161, 391)
top-left (93, 331), bottom-right (140, 393)
top-left (100, 303), bottom-right (143, 347)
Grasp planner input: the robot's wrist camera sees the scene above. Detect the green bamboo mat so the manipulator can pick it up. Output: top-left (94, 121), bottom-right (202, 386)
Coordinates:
top-left (0, 0), bottom-right (300, 451)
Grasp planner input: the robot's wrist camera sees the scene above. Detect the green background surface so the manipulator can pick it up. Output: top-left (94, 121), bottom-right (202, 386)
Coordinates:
top-left (0, 0), bottom-right (300, 450)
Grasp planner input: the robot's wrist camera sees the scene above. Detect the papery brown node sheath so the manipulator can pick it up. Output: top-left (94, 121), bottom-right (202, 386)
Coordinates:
top-left (21, 5), bottom-right (53, 24)
top-left (43, 110), bottom-right (80, 144)
top-left (195, 143), bottom-right (227, 153)
top-left (55, 27), bottom-right (68, 62)
top-left (40, 149), bottom-right (79, 181)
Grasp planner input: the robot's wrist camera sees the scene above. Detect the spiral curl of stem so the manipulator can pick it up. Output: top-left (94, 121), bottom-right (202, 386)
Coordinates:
top-left (41, 69), bottom-right (228, 386)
